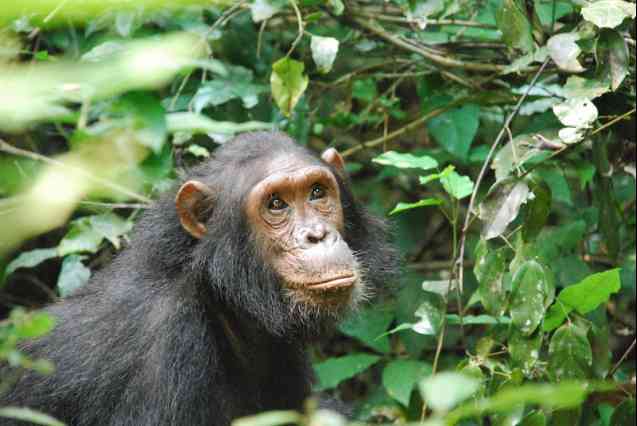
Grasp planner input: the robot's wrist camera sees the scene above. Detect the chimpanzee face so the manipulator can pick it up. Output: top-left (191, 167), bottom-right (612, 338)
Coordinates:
top-left (175, 147), bottom-right (364, 312)
top-left (245, 152), bottom-right (362, 308)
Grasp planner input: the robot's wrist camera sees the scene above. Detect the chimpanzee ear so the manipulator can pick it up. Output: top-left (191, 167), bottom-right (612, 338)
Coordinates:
top-left (175, 180), bottom-right (214, 239)
top-left (321, 148), bottom-right (346, 175)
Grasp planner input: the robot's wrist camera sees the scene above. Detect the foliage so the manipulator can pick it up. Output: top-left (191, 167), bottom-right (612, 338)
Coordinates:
top-left (0, 0), bottom-right (635, 425)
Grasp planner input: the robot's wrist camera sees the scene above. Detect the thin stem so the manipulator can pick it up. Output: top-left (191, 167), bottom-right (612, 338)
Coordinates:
top-left (607, 339), bottom-right (636, 379)
top-left (287, 0), bottom-right (304, 57)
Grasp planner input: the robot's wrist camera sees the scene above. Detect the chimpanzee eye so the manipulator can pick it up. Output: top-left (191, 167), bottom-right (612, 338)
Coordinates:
top-left (268, 194), bottom-right (288, 211)
top-left (310, 184), bottom-right (326, 201)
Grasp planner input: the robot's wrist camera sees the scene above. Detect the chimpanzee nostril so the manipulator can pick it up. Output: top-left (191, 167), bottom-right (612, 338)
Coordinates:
top-left (305, 223), bottom-right (328, 244)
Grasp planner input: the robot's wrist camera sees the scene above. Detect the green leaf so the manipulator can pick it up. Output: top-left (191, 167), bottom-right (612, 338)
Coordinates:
top-left (89, 213), bottom-right (133, 250)
top-left (12, 310), bottom-right (56, 339)
top-left (57, 255), bottom-right (91, 298)
top-left (382, 360), bottom-right (432, 406)
top-left (270, 57), bottom-right (308, 117)
top-left (523, 176), bottom-right (552, 241)
top-left (520, 410), bottom-right (547, 426)
top-left (412, 292), bottom-right (445, 335)
top-left (113, 92), bottom-right (167, 154)
top-left (474, 241), bottom-right (508, 316)
top-left (441, 171), bottom-right (474, 200)
top-left (610, 399), bottom-right (636, 426)
top-left (389, 198), bottom-right (442, 216)
top-left (419, 372), bottom-right (480, 413)
top-left (548, 323), bottom-right (592, 381)
top-left (419, 165), bottom-right (455, 185)
top-left (552, 97), bottom-right (598, 128)
top-left (352, 78), bottom-right (377, 103)
top-left (0, 407), bottom-right (65, 426)
top-left (535, 167), bottom-right (571, 206)
top-left (427, 104), bottom-right (480, 161)
top-left (547, 33), bottom-right (585, 73)
top-left (479, 178), bottom-right (531, 240)
top-left (446, 314), bottom-right (511, 325)
top-left (57, 217), bottom-right (104, 256)
top-left (314, 353), bottom-right (381, 391)
top-left (166, 113), bottom-right (274, 135)
top-left (311, 36), bottom-right (339, 74)
top-left (543, 301), bottom-right (574, 332)
top-left (234, 411), bottom-right (302, 426)
top-left (563, 76), bottom-right (610, 100)
top-left (5, 248), bottom-right (58, 277)
top-left (339, 306), bottom-right (394, 353)
top-left (509, 329), bottom-right (543, 375)
top-left (558, 268), bottom-right (621, 314)
top-left (596, 29), bottom-right (630, 91)
top-left (492, 133), bottom-right (554, 181)
top-left (496, 0), bottom-right (534, 53)
top-left (510, 260), bottom-right (553, 336)
top-left (582, 1), bottom-right (636, 29)
top-left (372, 151), bottom-right (438, 171)
top-left (185, 144), bottom-right (210, 158)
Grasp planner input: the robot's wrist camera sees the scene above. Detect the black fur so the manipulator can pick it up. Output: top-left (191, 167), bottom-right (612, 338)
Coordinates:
top-left (0, 132), bottom-right (397, 426)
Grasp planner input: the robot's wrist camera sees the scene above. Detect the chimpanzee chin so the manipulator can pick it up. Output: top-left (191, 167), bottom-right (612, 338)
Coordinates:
top-left (1, 131), bottom-right (398, 426)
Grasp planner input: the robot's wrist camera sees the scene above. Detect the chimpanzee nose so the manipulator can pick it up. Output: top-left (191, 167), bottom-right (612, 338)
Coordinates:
top-left (303, 223), bottom-right (329, 245)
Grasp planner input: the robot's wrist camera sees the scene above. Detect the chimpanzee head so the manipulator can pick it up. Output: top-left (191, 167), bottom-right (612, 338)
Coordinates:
top-left (172, 132), bottom-right (397, 337)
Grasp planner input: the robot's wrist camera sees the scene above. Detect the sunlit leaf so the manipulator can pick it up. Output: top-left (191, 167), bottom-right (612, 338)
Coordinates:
top-left (57, 255), bottom-right (91, 297)
top-left (412, 292), bottom-right (445, 335)
top-left (0, 407), bottom-right (64, 426)
top-left (270, 57), bottom-right (309, 117)
top-left (581, 1), bottom-right (636, 29)
top-left (441, 170), bottom-right (474, 200)
top-left (311, 36), bottom-right (339, 74)
top-left (547, 33), bottom-right (585, 73)
top-left (373, 151), bottom-right (438, 171)
top-left (552, 98), bottom-right (598, 128)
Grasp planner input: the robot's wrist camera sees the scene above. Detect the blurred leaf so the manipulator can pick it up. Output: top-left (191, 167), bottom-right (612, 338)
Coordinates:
top-left (192, 67), bottom-right (266, 111)
top-left (185, 144), bottom-right (210, 158)
top-left (441, 171), bottom-right (474, 200)
top-left (0, 407), bottom-right (64, 426)
top-left (271, 57), bottom-right (308, 117)
top-left (389, 198), bottom-right (442, 216)
top-left (420, 165), bottom-right (455, 185)
top-left (446, 314), bottom-right (511, 325)
top-left (581, 1), bottom-right (636, 29)
top-left (382, 360), bottom-right (432, 406)
top-left (547, 33), bottom-right (584, 73)
top-left (412, 292), bottom-right (445, 335)
top-left (474, 240), bottom-right (508, 316)
top-left (311, 36), bottom-right (339, 74)
top-left (314, 353), bottom-right (381, 391)
top-left (479, 178), bottom-right (531, 240)
top-left (250, 0), bottom-right (282, 22)
top-left (373, 151), bottom-right (438, 171)
top-left (4, 248), bottom-right (58, 277)
top-left (552, 98), bottom-right (598, 128)
top-left (234, 411), bottom-right (302, 426)
top-left (509, 329), bottom-right (543, 375)
top-left (523, 176), bottom-right (552, 240)
top-left (610, 399), bottom-right (636, 426)
top-left (535, 167), bottom-right (571, 206)
top-left (419, 372), bottom-right (480, 413)
top-left (496, 0), bottom-right (534, 53)
top-left (520, 410), bottom-right (546, 426)
top-left (57, 255), bottom-right (91, 297)
top-left (58, 218), bottom-right (104, 256)
top-left (352, 78), bottom-right (377, 103)
top-left (339, 307), bottom-right (394, 353)
top-left (427, 104), bottom-right (480, 161)
top-left (596, 29), bottom-right (630, 91)
top-left (166, 113), bottom-right (273, 136)
top-left (548, 323), bottom-right (592, 381)
top-left (510, 260), bottom-right (553, 335)
top-left (12, 310), bottom-right (56, 339)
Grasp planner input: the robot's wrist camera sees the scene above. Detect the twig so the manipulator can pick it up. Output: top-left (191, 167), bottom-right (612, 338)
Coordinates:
top-left (287, 0), bottom-right (304, 57)
top-left (341, 97), bottom-right (469, 157)
top-left (351, 11), bottom-right (497, 29)
top-left (608, 339), bottom-right (636, 379)
top-left (350, 17), bottom-right (510, 72)
top-left (455, 58), bottom-right (551, 294)
top-left (0, 139), bottom-right (151, 204)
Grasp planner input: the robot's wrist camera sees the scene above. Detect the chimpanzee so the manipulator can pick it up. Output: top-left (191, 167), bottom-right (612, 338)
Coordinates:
top-left (1, 132), bottom-right (397, 426)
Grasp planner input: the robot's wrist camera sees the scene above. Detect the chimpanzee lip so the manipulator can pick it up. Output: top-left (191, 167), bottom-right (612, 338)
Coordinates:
top-left (306, 274), bottom-right (356, 290)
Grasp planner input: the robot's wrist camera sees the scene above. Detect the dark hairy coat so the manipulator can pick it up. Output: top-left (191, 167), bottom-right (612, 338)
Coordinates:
top-left (0, 132), bottom-right (397, 426)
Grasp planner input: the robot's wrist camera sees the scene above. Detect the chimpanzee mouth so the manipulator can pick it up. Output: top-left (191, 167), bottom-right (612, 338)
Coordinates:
top-left (306, 274), bottom-right (357, 291)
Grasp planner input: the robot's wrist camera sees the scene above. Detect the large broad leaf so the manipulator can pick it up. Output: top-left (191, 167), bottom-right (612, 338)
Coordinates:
top-left (543, 269), bottom-right (621, 331)
top-left (441, 171), bottom-right (474, 200)
top-left (509, 260), bottom-right (554, 335)
top-left (474, 240), bottom-right (508, 316)
top-left (548, 323), bottom-right (592, 381)
top-left (382, 360), bottom-right (432, 406)
top-left (419, 372), bottom-right (480, 413)
top-left (57, 255), bottom-right (91, 298)
top-left (496, 0), bottom-right (534, 53)
top-left (339, 306), bottom-right (394, 353)
top-left (552, 98), bottom-right (598, 128)
top-left (581, 1), bottom-right (636, 29)
top-left (314, 353), bottom-right (381, 391)
top-left (547, 33), bottom-right (585, 73)
top-left (479, 178), bottom-right (531, 240)
top-left (596, 29), bottom-right (630, 91)
top-left (372, 151), bottom-right (438, 171)
top-left (270, 58), bottom-right (308, 117)
top-left (427, 104), bottom-right (480, 161)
